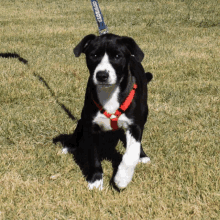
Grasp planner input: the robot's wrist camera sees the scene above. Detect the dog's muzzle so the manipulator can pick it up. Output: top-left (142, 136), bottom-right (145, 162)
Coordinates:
top-left (96, 70), bottom-right (109, 83)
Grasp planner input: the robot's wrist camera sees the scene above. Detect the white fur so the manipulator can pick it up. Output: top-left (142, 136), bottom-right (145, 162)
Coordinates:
top-left (88, 178), bottom-right (103, 190)
top-left (93, 53), bottom-right (117, 85)
top-left (139, 157), bottom-right (150, 164)
top-left (114, 130), bottom-right (141, 189)
top-left (93, 84), bottom-right (132, 131)
top-left (97, 84), bottom-right (120, 113)
top-left (62, 147), bottom-right (68, 154)
top-left (93, 111), bottom-right (132, 131)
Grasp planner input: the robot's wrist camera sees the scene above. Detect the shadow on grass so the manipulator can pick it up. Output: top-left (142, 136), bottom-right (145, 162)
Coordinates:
top-left (1, 52), bottom-right (123, 191)
top-left (0, 52), bottom-right (28, 64)
top-left (0, 52), bottom-right (76, 121)
top-left (33, 72), bottom-right (76, 121)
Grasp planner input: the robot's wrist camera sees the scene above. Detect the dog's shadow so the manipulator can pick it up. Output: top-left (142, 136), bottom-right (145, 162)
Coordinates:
top-left (53, 131), bottom-right (124, 190)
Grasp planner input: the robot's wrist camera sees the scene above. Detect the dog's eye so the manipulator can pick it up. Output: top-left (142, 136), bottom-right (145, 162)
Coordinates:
top-left (90, 54), bottom-right (98, 58)
top-left (114, 54), bottom-right (121, 60)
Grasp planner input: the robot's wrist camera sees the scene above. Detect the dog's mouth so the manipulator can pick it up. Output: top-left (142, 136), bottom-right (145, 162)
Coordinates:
top-left (96, 83), bottom-right (114, 87)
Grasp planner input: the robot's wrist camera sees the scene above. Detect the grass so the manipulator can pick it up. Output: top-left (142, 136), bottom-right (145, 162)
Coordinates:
top-left (0, 0), bottom-right (219, 219)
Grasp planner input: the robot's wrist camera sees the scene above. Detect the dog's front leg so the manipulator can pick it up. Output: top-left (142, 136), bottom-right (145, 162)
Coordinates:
top-left (114, 125), bottom-right (141, 189)
top-left (86, 131), bottom-right (103, 190)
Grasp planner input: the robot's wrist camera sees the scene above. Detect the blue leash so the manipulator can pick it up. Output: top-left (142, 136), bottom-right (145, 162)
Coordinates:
top-left (90, 0), bottom-right (108, 35)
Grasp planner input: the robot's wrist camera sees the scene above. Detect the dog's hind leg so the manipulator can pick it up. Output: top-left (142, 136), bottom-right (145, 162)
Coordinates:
top-left (62, 119), bottom-right (83, 154)
top-left (139, 144), bottom-right (150, 164)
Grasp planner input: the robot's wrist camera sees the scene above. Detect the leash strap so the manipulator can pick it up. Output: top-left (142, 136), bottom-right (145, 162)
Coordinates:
top-left (90, 0), bottom-right (108, 35)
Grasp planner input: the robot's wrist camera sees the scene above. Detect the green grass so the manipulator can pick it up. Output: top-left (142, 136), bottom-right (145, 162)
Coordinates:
top-left (0, 0), bottom-right (219, 219)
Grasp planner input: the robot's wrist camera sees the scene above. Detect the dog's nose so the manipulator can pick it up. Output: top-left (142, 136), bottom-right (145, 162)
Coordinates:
top-left (96, 71), bottom-right (109, 82)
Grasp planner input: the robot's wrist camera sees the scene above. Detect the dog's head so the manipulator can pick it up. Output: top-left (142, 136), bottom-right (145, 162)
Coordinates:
top-left (73, 34), bottom-right (144, 86)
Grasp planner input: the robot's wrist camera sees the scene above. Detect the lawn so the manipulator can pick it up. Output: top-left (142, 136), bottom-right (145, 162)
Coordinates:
top-left (0, 0), bottom-right (219, 219)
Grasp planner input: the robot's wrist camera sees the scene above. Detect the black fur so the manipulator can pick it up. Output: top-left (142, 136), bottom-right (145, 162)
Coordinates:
top-left (69, 33), bottom-right (152, 189)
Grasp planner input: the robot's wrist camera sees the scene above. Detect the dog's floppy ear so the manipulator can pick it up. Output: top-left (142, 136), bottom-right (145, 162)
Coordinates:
top-left (121, 36), bottom-right (144, 62)
top-left (74, 34), bottom-right (96, 57)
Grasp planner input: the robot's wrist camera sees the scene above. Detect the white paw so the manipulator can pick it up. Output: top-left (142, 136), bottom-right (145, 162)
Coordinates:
top-left (88, 179), bottom-right (103, 190)
top-left (139, 157), bottom-right (150, 164)
top-left (62, 147), bottom-right (68, 154)
top-left (114, 164), bottom-right (135, 189)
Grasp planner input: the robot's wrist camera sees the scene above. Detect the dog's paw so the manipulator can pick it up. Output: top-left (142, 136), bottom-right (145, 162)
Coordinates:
top-left (114, 164), bottom-right (135, 189)
top-left (62, 147), bottom-right (69, 154)
top-left (139, 156), bottom-right (150, 164)
top-left (88, 179), bottom-right (103, 190)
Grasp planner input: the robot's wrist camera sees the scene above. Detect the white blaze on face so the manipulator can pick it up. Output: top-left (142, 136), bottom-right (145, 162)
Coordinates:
top-left (93, 53), bottom-right (117, 85)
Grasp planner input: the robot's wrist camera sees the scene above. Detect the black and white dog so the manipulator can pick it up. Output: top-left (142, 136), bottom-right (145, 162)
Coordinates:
top-left (63, 33), bottom-right (152, 190)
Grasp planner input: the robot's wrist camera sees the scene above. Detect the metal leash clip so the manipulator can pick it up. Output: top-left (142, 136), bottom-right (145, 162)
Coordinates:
top-left (99, 27), bottom-right (109, 35)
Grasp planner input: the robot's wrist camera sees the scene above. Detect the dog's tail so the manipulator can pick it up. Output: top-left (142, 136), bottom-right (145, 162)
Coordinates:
top-left (145, 72), bottom-right (153, 83)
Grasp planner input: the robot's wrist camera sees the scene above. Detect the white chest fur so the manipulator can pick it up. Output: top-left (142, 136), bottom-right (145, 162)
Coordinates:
top-left (93, 111), bottom-right (132, 131)
top-left (92, 85), bottom-right (133, 131)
